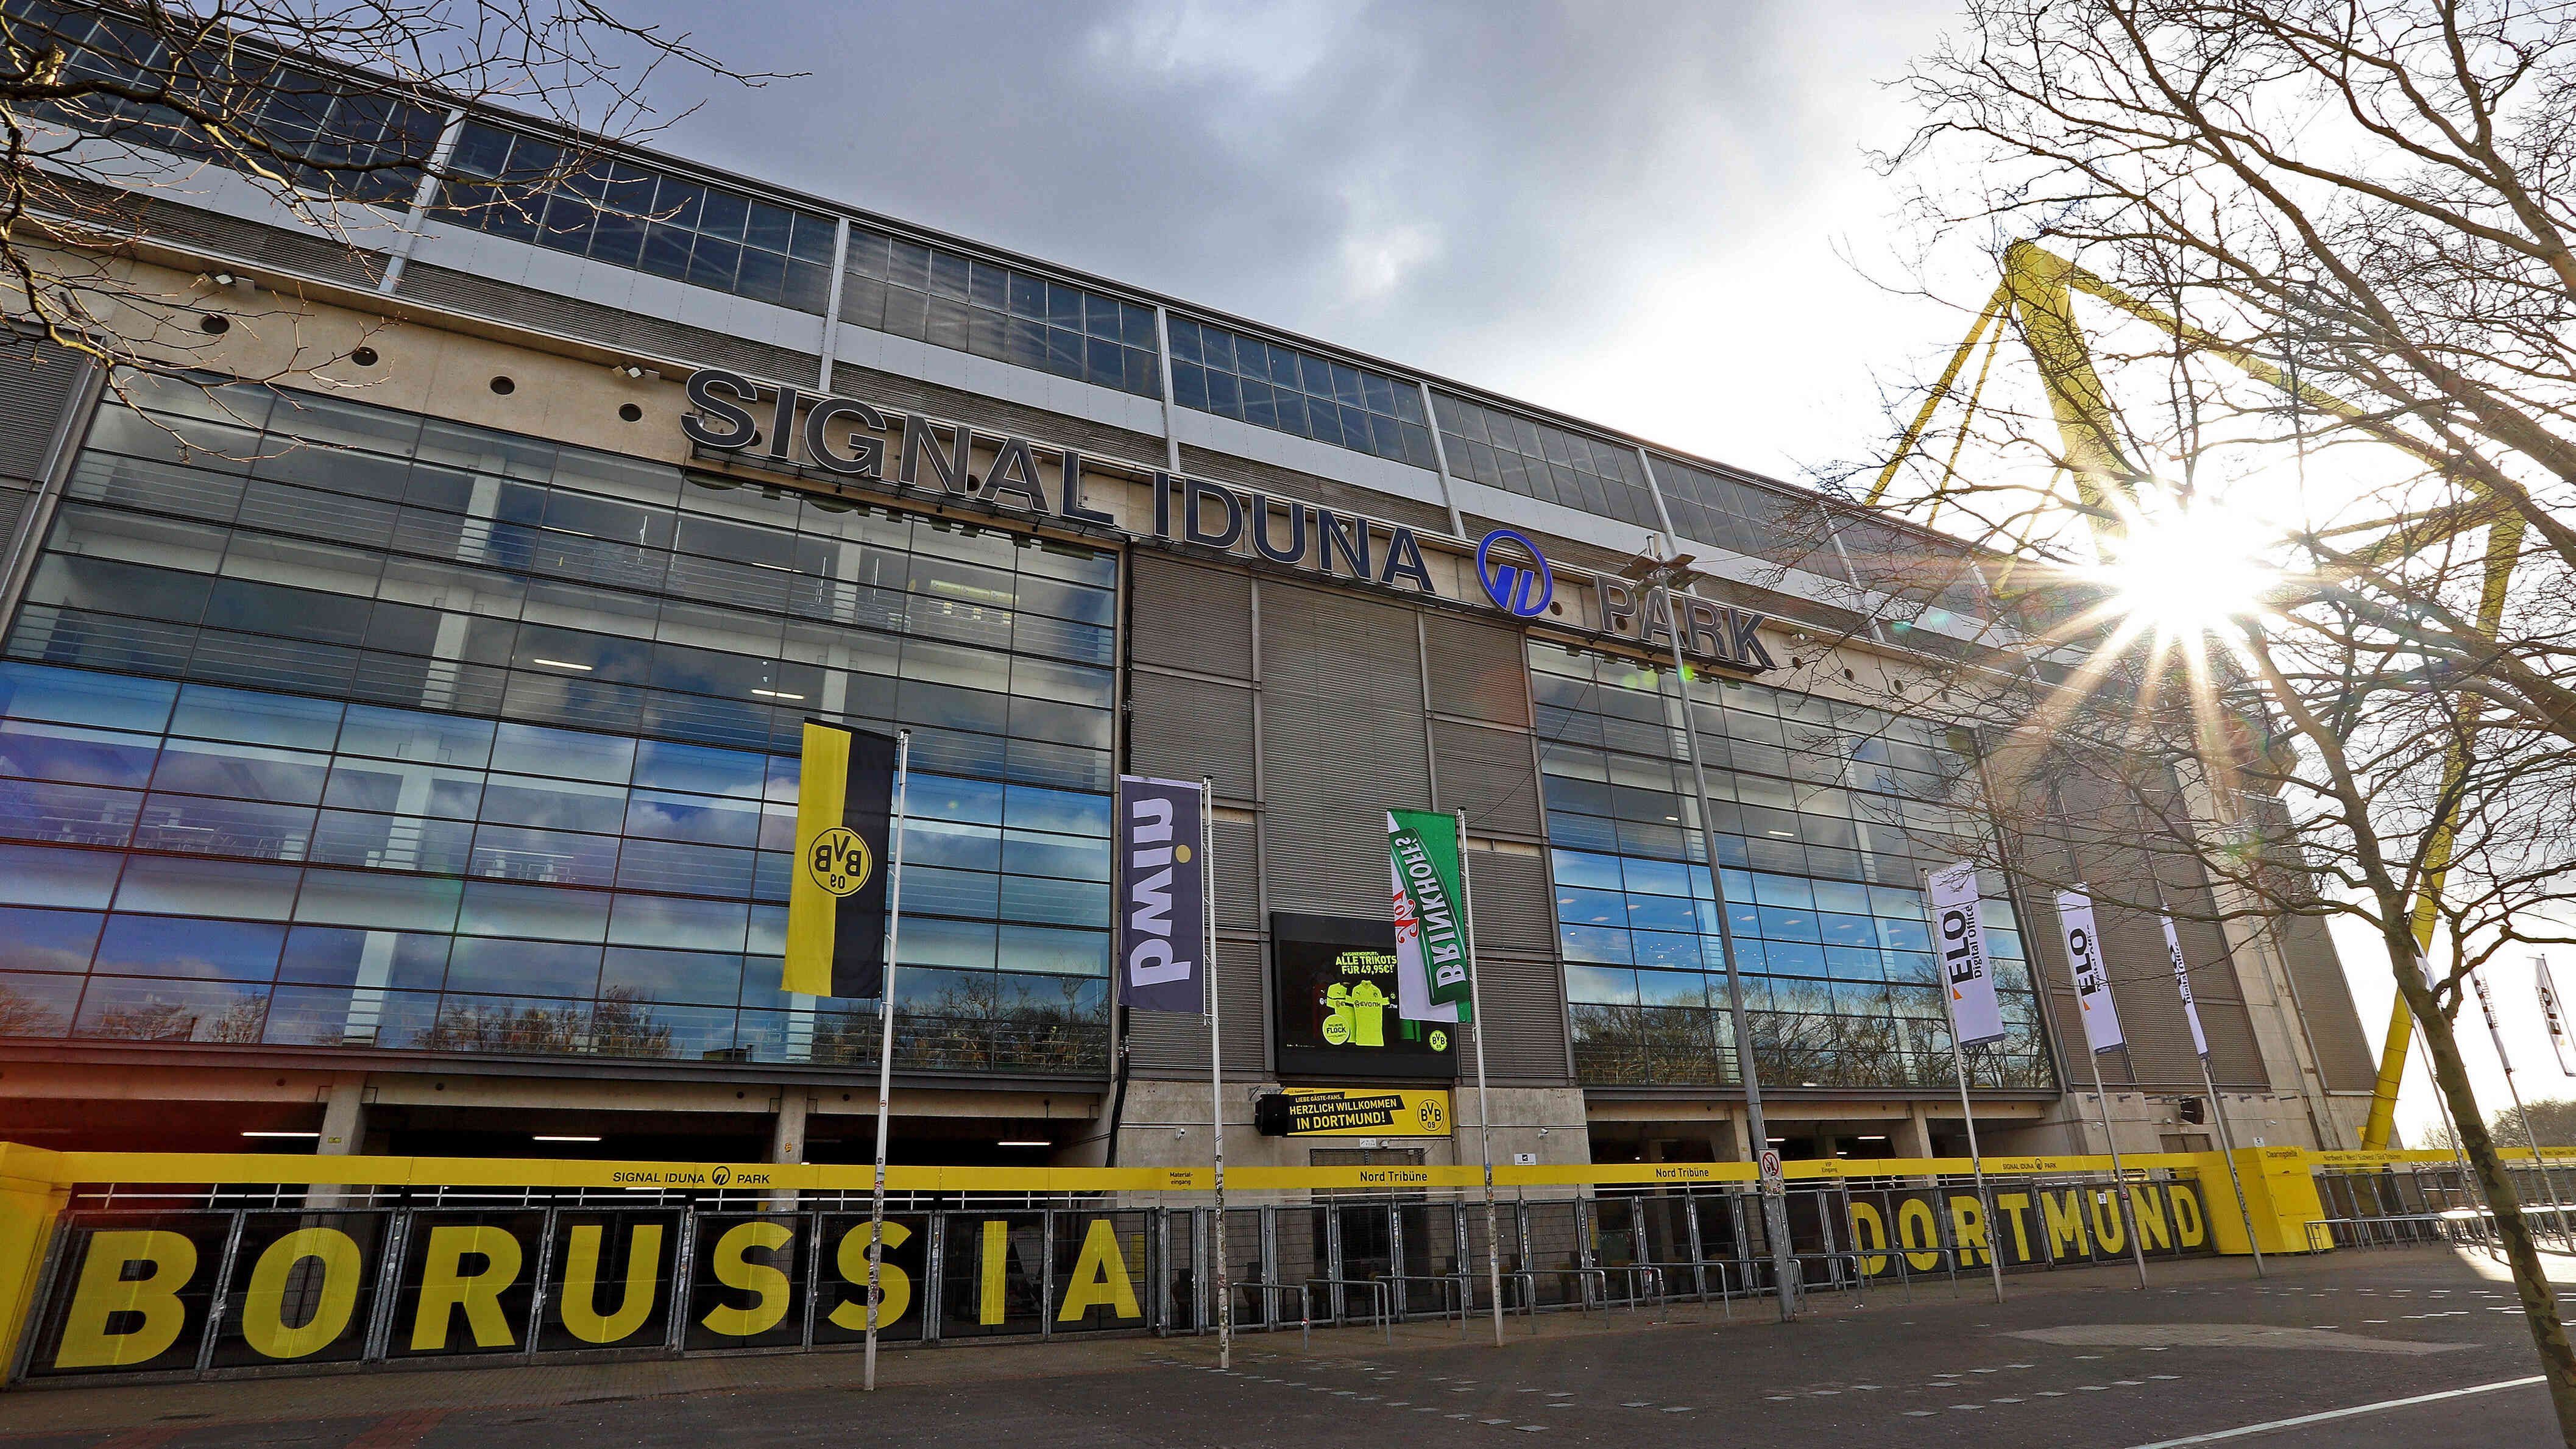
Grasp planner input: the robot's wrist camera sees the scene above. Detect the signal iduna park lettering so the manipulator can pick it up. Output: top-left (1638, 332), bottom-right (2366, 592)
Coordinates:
top-left (680, 367), bottom-right (1775, 671)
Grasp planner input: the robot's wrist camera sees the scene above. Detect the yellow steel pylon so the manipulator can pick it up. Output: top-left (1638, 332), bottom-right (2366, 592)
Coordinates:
top-left (1875, 240), bottom-right (2519, 1150)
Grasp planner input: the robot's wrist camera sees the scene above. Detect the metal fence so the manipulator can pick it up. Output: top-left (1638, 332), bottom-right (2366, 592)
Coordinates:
top-left (9, 1168), bottom-right (2221, 1385)
top-left (2308, 1163), bottom-right (2576, 1252)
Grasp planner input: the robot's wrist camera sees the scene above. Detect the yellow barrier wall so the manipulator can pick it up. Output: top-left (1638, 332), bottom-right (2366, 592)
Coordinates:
top-left (5, 1136), bottom-right (2567, 1369)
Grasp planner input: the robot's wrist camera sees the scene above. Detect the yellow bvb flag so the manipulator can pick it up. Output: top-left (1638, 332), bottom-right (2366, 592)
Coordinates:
top-left (784, 720), bottom-right (901, 998)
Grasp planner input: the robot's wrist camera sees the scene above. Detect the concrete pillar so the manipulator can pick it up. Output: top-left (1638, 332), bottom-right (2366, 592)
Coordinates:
top-left (318, 1080), bottom-right (365, 1155)
top-left (768, 1093), bottom-right (809, 1209)
top-left (306, 1079), bottom-right (366, 1208)
top-left (1898, 1103), bottom-right (1934, 1160)
top-left (1721, 1108), bottom-right (1752, 1162)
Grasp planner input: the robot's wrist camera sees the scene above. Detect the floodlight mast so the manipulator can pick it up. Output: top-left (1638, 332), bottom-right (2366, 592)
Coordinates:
top-left (1869, 239), bottom-right (2524, 1152)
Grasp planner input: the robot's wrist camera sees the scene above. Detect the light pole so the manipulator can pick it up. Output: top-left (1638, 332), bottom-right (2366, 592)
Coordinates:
top-left (1620, 543), bottom-right (1801, 1320)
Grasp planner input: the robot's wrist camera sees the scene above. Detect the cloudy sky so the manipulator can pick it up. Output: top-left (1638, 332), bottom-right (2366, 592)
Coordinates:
top-left (598, 0), bottom-right (1973, 487)
top-left (593, 0), bottom-right (2507, 1144)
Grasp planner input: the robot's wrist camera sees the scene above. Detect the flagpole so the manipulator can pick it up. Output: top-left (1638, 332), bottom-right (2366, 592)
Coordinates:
top-left (2410, 954), bottom-right (2486, 1227)
top-left (1203, 778), bottom-right (1230, 1370)
top-left (2165, 905), bottom-right (2264, 1278)
top-left (1924, 874), bottom-right (2004, 1305)
top-left (2475, 966), bottom-right (2571, 1245)
top-left (2060, 887), bottom-right (2148, 1290)
top-left (862, 729), bottom-right (911, 1392)
top-left (2196, 1050), bottom-right (2265, 1275)
top-left (1454, 810), bottom-right (1506, 1347)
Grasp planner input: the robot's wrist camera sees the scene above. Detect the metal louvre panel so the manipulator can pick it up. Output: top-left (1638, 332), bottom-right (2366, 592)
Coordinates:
top-left (2081, 887), bottom-right (2208, 1092)
top-left (1256, 580), bottom-right (1429, 919)
top-left (1128, 556), bottom-right (1251, 679)
top-left (2158, 866), bottom-right (2271, 1090)
top-left (1126, 937), bottom-right (1266, 1079)
top-left (0, 484), bottom-right (27, 555)
top-left (1127, 671), bottom-right (1255, 802)
top-left (2001, 820), bottom-right (2139, 1088)
top-left (1465, 846), bottom-right (1554, 957)
top-left (2048, 771), bottom-right (2207, 1092)
top-left (1212, 817), bottom-right (1260, 932)
top-left (2274, 910), bottom-right (2380, 1091)
top-left (400, 263), bottom-right (816, 384)
top-left (49, 178), bottom-right (383, 288)
top-left (1433, 718), bottom-right (1543, 840)
top-left (0, 339), bottom-right (87, 483)
top-left (1178, 444), bottom-right (1450, 535)
top-left (2238, 790), bottom-right (2380, 1091)
top-left (1473, 952), bottom-right (1572, 1084)
top-left (1423, 612), bottom-right (1532, 728)
top-left (835, 361), bottom-right (1163, 461)
top-left (1459, 513), bottom-right (1633, 575)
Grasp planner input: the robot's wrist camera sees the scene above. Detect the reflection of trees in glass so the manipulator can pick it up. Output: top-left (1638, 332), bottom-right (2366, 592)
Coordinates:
top-left (798, 979), bottom-right (1109, 1074)
top-left (420, 987), bottom-right (673, 1058)
top-left (908, 977), bottom-right (1106, 1074)
top-left (86, 995), bottom-right (267, 1043)
top-left (0, 984), bottom-right (68, 1038)
top-left (1571, 1005), bottom-right (1735, 1086)
top-left (589, 989), bottom-right (679, 1059)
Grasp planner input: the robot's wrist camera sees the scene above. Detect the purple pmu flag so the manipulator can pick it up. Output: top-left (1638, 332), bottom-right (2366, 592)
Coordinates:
top-left (1116, 776), bottom-right (1208, 1013)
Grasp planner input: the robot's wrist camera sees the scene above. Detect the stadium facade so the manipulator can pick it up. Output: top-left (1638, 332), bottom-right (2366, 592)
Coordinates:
top-left (0, 54), bottom-right (2385, 1177)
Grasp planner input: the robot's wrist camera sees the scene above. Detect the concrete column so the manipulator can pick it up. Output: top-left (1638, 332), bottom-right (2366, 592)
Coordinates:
top-left (1898, 1103), bottom-right (1935, 1159)
top-left (1719, 1108), bottom-right (1752, 1162)
top-left (768, 1093), bottom-right (809, 1210)
top-left (306, 1079), bottom-right (366, 1208)
top-left (318, 1080), bottom-right (365, 1155)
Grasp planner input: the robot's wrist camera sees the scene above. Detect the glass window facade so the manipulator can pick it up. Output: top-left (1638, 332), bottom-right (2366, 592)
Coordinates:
top-left (838, 227), bottom-right (1160, 399)
top-left (443, 122), bottom-right (838, 312)
top-left (1531, 640), bottom-right (2051, 1091)
top-left (9, 0), bottom-right (442, 207)
top-left (1647, 451), bottom-right (1859, 581)
top-left (0, 376), bottom-right (1114, 1074)
top-left (1169, 319), bottom-right (1436, 469)
top-left (1435, 395), bottom-right (1660, 529)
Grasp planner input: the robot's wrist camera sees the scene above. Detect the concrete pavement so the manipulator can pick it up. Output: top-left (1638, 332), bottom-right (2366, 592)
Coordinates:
top-left (0, 1247), bottom-right (2563, 1447)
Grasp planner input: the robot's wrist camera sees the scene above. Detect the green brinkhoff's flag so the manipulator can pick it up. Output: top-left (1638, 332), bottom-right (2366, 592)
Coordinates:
top-left (1388, 809), bottom-right (1472, 1024)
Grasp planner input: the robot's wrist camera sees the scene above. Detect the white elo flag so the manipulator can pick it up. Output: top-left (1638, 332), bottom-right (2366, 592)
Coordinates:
top-left (2538, 957), bottom-right (2575, 1077)
top-left (2056, 890), bottom-right (2127, 1053)
top-left (1926, 862), bottom-right (2006, 1047)
top-left (2159, 913), bottom-right (2208, 1058)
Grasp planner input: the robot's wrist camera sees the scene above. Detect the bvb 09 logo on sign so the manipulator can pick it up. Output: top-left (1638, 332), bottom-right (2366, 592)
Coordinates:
top-left (807, 826), bottom-right (873, 898)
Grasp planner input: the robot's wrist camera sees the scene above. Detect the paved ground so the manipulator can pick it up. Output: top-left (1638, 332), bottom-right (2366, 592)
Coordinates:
top-left (1, 1246), bottom-right (2567, 1447)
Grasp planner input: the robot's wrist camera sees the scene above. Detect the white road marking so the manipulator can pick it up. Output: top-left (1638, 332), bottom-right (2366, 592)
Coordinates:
top-left (2121, 1375), bottom-right (2547, 1448)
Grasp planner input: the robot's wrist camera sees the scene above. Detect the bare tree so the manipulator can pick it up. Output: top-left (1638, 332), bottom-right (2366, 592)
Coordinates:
top-left (1841, 1), bottom-right (2576, 1435)
top-left (0, 0), bottom-right (774, 388)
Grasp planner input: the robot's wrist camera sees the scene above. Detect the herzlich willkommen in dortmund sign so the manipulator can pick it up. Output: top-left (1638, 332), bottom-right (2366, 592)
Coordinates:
top-left (783, 720), bottom-right (899, 998)
top-left (1388, 809), bottom-right (1472, 1024)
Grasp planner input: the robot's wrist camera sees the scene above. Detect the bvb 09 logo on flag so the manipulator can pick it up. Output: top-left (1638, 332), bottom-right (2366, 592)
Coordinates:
top-left (807, 826), bottom-right (873, 898)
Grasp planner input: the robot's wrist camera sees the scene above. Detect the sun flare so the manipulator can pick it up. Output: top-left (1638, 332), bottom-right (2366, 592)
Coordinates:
top-left (2091, 500), bottom-right (2279, 638)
